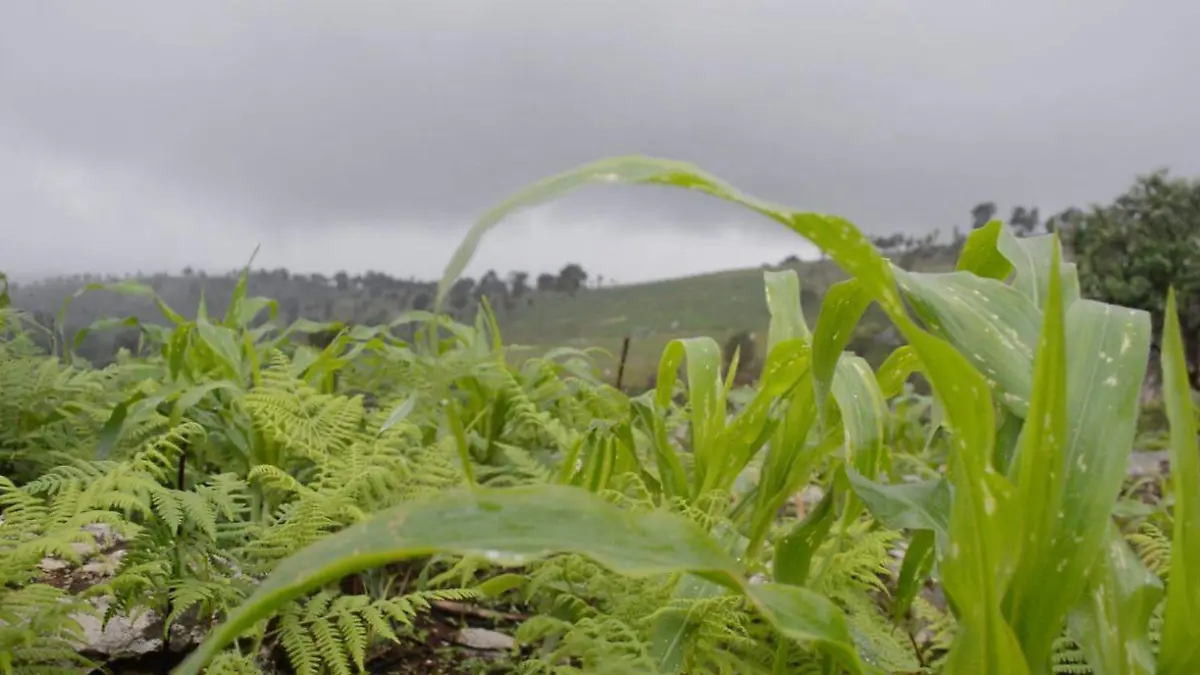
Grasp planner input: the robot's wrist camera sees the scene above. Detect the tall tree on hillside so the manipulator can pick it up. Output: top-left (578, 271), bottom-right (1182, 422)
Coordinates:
top-left (1067, 169), bottom-right (1200, 386)
top-left (971, 202), bottom-right (998, 229)
top-left (508, 271), bottom-right (530, 299)
top-left (1009, 206), bottom-right (1041, 236)
top-left (536, 273), bottom-right (557, 292)
top-left (556, 263), bottom-right (588, 296)
top-left (334, 271), bottom-right (350, 291)
top-left (1045, 207), bottom-right (1084, 236)
top-left (449, 278), bottom-right (475, 312)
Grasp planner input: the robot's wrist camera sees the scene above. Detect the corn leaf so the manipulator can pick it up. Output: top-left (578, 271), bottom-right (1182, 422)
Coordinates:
top-left (845, 469), bottom-right (951, 543)
top-left (897, 269), bottom-right (1041, 417)
top-left (830, 354), bottom-right (887, 478)
top-left (996, 230), bottom-right (1081, 311)
top-left (811, 279), bottom-right (873, 421)
top-left (875, 345), bottom-right (921, 399)
top-left (428, 155), bottom-right (1027, 673)
top-left (894, 529), bottom-right (937, 621)
top-left (1157, 288), bottom-right (1200, 674)
top-left (174, 485), bottom-right (867, 675)
top-left (956, 219), bottom-right (1014, 280)
top-left (1066, 525), bottom-right (1161, 675)
top-left (774, 486), bottom-right (838, 587)
top-left (1002, 238), bottom-right (1070, 671)
top-left (764, 269), bottom-right (812, 352)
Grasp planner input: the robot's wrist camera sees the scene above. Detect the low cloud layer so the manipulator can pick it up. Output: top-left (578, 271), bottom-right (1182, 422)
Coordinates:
top-left (3, 0), bottom-right (1199, 282)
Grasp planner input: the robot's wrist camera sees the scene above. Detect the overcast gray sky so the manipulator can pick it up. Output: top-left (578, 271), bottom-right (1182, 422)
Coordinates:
top-left (3, 0), bottom-right (1199, 284)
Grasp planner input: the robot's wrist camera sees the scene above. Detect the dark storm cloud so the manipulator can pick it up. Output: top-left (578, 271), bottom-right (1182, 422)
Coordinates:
top-left (3, 0), bottom-right (1200, 246)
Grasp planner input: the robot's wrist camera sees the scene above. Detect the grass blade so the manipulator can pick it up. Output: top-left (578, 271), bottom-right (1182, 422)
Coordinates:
top-left (1157, 287), bottom-right (1200, 674)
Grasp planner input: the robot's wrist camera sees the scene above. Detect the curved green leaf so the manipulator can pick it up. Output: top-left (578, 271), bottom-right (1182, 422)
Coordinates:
top-left (655, 337), bottom-right (724, 496)
top-left (894, 529), bottom-right (937, 621)
top-left (956, 219), bottom-right (1014, 280)
top-left (1158, 288), bottom-right (1200, 674)
top-left (897, 269), bottom-right (1041, 416)
top-left (996, 231), bottom-right (1081, 311)
top-left (174, 485), bottom-right (865, 675)
top-left (875, 345), bottom-right (921, 399)
top-left (845, 468), bottom-right (950, 543)
top-left (811, 279), bottom-right (873, 420)
top-left (830, 354), bottom-right (887, 478)
top-left (775, 485), bottom-right (838, 587)
top-left (1002, 238), bottom-right (1070, 668)
top-left (426, 155), bottom-right (1026, 673)
top-left (764, 269), bottom-right (812, 352)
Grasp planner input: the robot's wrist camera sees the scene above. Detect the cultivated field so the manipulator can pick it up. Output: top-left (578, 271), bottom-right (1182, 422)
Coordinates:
top-left (1, 157), bottom-right (1195, 675)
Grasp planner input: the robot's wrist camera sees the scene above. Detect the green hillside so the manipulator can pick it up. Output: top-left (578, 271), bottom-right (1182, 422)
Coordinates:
top-left (497, 254), bottom-right (956, 388)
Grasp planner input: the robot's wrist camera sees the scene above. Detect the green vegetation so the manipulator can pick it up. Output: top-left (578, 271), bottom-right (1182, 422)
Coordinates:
top-left (2, 157), bottom-right (1198, 675)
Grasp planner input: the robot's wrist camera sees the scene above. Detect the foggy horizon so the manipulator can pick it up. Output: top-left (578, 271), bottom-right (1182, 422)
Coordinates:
top-left (4, 1), bottom-right (1199, 285)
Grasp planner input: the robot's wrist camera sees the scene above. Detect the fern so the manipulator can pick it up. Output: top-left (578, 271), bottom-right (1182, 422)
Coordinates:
top-left (275, 588), bottom-right (482, 675)
top-left (0, 584), bottom-right (97, 675)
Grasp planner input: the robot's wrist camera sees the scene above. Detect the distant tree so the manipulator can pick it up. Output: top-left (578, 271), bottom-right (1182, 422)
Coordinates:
top-left (556, 263), bottom-right (588, 296)
top-left (1067, 169), bottom-right (1200, 386)
top-left (280, 297), bottom-right (300, 323)
top-left (536, 273), bottom-right (557, 292)
top-left (951, 226), bottom-right (967, 251)
top-left (449, 278), bottom-right (475, 311)
top-left (412, 292), bottom-right (431, 311)
top-left (509, 271), bottom-right (530, 299)
top-left (182, 266), bottom-right (194, 277)
top-left (1045, 207), bottom-right (1084, 236)
top-left (1009, 206), bottom-right (1041, 237)
top-left (476, 270), bottom-right (508, 306)
top-left (971, 202), bottom-right (998, 229)
top-left (334, 271), bottom-right (350, 291)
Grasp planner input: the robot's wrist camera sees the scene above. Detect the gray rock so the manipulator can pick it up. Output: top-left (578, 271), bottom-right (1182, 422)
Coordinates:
top-left (71, 598), bottom-right (162, 658)
top-left (38, 557), bottom-right (71, 573)
top-left (1128, 450), bottom-right (1171, 477)
top-left (453, 627), bottom-right (515, 651)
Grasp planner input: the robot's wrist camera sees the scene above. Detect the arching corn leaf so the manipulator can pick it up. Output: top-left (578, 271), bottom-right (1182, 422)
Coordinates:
top-left (174, 485), bottom-right (866, 675)
top-left (428, 155), bottom-right (1026, 673)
